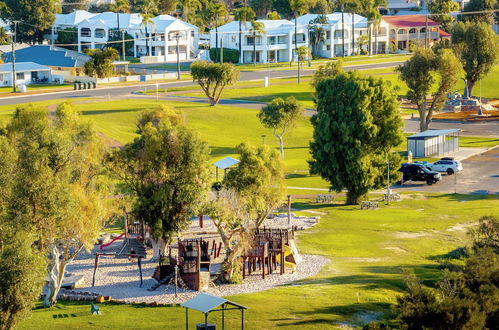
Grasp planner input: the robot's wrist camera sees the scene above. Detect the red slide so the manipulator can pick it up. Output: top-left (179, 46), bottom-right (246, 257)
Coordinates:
top-left (100, 233), bottom-right (125, 250)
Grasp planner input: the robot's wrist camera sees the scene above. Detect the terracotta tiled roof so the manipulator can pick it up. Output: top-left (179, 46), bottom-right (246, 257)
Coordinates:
top-left (383, 15), bottom-right (440, 28)
top-left (439, 30), bottom-right (451, 37)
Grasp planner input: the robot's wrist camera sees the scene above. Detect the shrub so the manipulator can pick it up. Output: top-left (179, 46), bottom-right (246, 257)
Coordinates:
top-left (209, 48), bottom-right (240, 63)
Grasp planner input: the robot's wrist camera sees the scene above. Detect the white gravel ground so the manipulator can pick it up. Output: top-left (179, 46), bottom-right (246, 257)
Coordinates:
top-left (65, 214), bottom-right (328, 304)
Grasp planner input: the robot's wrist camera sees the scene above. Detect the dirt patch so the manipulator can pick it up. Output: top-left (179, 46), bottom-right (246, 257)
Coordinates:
top-left (447, 222), bottom-right (478, 232)
top-left (302, 209), bottom-right (328, 215)
top-left (383, 246), bottom-right (407, 253)
top-left (394, 231), bottom-right (431, 239)
top-left (345, 257), bottom-right (389, 263)
top-left (97, 132), bottom-right (123, 148)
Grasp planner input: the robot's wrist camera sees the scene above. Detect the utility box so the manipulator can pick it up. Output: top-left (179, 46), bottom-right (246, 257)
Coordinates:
top-left (196, 324), bottom-right (215, 330)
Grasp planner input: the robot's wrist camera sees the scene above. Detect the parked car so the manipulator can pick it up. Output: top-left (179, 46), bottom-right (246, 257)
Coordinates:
top-left (398, 163), bottom-right (442, 185)
top-left (426, 159), bottom-right (463, 175)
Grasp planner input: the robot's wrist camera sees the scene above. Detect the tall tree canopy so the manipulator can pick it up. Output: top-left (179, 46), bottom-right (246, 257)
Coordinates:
top-left (0, 103), bottom-right (108, 308)
top-left (111, 105), bottom-right (211, 258)
top-left (451, 21), bottom-right (499, 97)
top-left (62, 0), bottom-right (89, 13)
top-left (234, 7), bottom-right (256, 63)
top-left (428, 0), bottom-right (459, 31)
top-left (190, 61), bottom-right (239, 106)
top-left (398, 48), bottom-right (463, 131)
top-left (258, 96), bottom-right (304, 159)
top-left (463, 0), bottom-right (497, 24)
top-left (309, 72), bottom-right (404, 205)
top-left (250, 0), bottom-right (273, 18)
top-left (83, 47), bottom-right (120, 78)
top-left (0, 0), bottom-right (61, 44)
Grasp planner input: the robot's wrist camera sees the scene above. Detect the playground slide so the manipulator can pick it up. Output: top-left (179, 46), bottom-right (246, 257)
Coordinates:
top-left (277, 245), bottom-right (297, 272)
top-left (100, 233), bottom-right (125, 250)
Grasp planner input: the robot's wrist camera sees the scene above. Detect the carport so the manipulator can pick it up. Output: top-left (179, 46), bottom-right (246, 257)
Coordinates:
top-left (407, 129), bottom-right (460, 158)
top-left (181, 293), bottom-right (247, 330)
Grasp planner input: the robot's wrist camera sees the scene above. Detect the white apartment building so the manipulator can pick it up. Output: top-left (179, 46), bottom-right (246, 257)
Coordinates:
top-left (210, 19), bottom-right (308, 64)
top-left (133, 15), bottom-right (199, 62)
top-left (52, 10), bottom-right (198, 62)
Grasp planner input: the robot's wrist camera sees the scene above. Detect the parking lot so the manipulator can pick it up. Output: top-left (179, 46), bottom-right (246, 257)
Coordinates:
top-left (392, 148), bottom-right (499, 195)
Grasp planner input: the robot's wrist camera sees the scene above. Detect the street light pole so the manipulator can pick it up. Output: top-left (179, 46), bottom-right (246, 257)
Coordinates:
top-left (121, 29), bottom-right (126, 62)
top-left (386, 155), bottom-right (391, 205)
top-left (11, 21), bottom-right (18, 93)
top-left (176, 33), bottom-right (181, 80)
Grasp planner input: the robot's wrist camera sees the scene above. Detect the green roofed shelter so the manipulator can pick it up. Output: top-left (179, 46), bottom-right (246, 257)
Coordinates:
top-left (181, 293), bottom-right (247, 330)
top-left (213, 157), bottom-right (239, 181)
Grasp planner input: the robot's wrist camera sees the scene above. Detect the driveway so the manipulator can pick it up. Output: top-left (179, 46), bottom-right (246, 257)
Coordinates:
top-left (392, 148), bottom-right (499, 194)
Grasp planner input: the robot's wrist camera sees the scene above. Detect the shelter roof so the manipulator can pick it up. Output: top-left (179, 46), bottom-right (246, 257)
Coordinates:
top-left (382, 15), bottom-right (440, 28)
top-left (213, 157), bottom-right (240, 170)
top-left (0, 62), bottom-right (51, 73)
top-left (407, 129), bottom-right (460, 139)
top-left (181, 293), bottom-right (247, 313)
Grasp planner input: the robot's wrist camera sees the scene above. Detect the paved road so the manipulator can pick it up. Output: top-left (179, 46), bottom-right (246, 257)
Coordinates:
top-left (405, 118), bottom-right (499, 137)
top-left (392, 147), bottom-right (499, 194)
top-left (0, 61), bottom-right (404, 106)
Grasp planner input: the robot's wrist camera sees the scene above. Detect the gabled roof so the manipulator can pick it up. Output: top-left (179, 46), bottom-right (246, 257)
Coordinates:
top-left (0, 62), bottom-right (51, 74)
top-left (2, 45), bottom-right (90, 68)
top-left (55, 10), bottom-right (96, 26)
top-left (77, 12), bottom-right (143, 29)
top-left (382, 15), bottom-right (440, 28)
top-left (181, 293), bottom-right (247, 313)
top-left (385, 0), bottom-right (420, 9)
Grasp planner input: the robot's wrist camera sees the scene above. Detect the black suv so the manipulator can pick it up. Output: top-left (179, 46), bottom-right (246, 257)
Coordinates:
top-left (398, 163), bottom-right (442, 185)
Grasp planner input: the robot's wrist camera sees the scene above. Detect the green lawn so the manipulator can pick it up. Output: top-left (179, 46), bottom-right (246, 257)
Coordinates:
top-left (19, 193), bottom-right (499, 329)
top-left (0, 84), bottom-right (72, 94)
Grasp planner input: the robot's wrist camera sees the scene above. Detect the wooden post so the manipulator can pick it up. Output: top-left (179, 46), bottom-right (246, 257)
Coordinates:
top-left (124, 213), bottom-right (128, 238)
top-left (196, 244), bottom-right (201, 290)
top-left (185, 308), bottom-right (188, 330)
top-left (287, 195), bottom-right (291, 226)
top-left (241, 309), bottom-right (244, 330)
top-left (199, 214), bottom-right (203, 228)
top-left (138, 257), bottom-right (143, 287)
top-left (222, 303), bottom-right (225, 330)
top-left (92, 254), bottom-right (100, 287)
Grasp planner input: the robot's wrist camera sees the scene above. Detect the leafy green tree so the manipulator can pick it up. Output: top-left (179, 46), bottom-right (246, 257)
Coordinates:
top-left (2, 103), bottom-right (108, 307)
top-left (266, 11), bottom-right (281, 19)
top-left (0, 0), bottom-right (61, 44)
top-left (309, 15), bottom-right (327, 58)
top-left (234, 7), bottom-right (256, 63)
top-left (111, 105), bottom-right (211, 259)
top-left (397, 48), bottom-right (463, 131)
top-left (190, 61), bottom-right (239, 106)
top-left (107, 31), bottom-right (134, 57)
top-left (311, 60), bottom-right (344, 90)
top-left (463, 0), bottom-right (497, 24)
top-left (0, 232), bottom-right (45, 330)
top-left (258, 96), bottom-right (303, 159)
top-left (224, 143), bottom-right (286, 229)
top-left (158, 0), bottom-right (178, 13)
top-left (62, 0), bottom-right (89, 14)
top-left (451, 21), bottom-right (499, 97)
top-left (83, 47), bottom-right (120, 78)
top-left (428, 0), bottom-right (459, 31)
top-left (55, 27), bottom-right (78, 51)
top-left (250, 21), bottom-right (265, 66)
top-left (0, 27), bottom-right (10, 46)
top-left (250, 0), bottom-right (273, 18)
top-left (207, 1), bottom-right (228, 62)
top-left (309, 72), bottom-right (403, 205)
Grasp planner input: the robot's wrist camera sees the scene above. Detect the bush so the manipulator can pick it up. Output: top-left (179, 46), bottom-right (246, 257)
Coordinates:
top-left (209, 48), bottom-right (240, 64)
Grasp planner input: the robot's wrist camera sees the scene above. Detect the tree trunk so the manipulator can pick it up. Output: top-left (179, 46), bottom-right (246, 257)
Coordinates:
top-left (145, 26), bottom-right (149, 56)
top-left (419, 100), bottom-right (429, 132)
top-left (341, 9), bottom-right (345, 57)
top-left (151, 237), bottom-right (168, 260)
top-left (44, 245), bottom-right (78, 307)
top-left (467, 80), bottom-right (475, 98)
top-left (222, 248), bottom-right (243, 284)
top-left (215, 23), bottom-right (219, 63)
top-left (351, 13), bottom-right (354, 56)
top-left (253, 31), bottom-right (256, 66)
top-left (278, 135), bottom-right (284, 159)
top-left (209, 96), bottom-right (218, 106)
top-left (346, 190), bottom-right (367, 205)
top-left (368, 24), bottom-right (372, 56)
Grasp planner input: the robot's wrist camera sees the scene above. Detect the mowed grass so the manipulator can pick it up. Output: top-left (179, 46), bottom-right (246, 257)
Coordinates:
top-left (19, 193), bottom-right (499, 329)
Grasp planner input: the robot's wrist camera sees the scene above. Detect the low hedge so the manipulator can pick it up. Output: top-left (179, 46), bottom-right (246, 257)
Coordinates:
top-left (209, 48), bottom-right (240, 63)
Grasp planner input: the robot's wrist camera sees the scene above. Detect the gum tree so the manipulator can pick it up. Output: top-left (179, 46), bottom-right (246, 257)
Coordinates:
top-left (190, 61), bottom-right (240, 106)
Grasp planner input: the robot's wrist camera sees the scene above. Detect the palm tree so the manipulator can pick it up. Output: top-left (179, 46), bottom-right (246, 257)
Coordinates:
top-left (111, 0), bottom-right (130, 61)
top-left (209, 1), bottom-right (228, 63)
top-left (290, 0), bottom-right (309, 77)
top-left (345, 0), bottom-right (360, 56)
top-left (234, 7), bottom-right (256, 64)
top-left (250, 21), bottom-right (265, 66)
top-left (138, 0), bottom-right (158, 57)
top-left (309, 15), bottom-right (327, 57)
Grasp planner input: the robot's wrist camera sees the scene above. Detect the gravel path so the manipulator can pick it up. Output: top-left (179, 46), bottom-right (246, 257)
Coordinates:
top-left (65, 214), bottom-right (327, 304)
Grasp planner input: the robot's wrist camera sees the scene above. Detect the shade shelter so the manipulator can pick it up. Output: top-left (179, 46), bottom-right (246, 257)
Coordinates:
top-left (407, 129), bottom-right (460, 158)
top-left (213, 157), bottom-right (239, 181)
top-left (181, 293), bottom-right (247, 330)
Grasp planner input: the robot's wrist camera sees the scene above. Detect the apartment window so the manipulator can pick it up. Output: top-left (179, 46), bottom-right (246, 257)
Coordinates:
top-left (246, 36), bottom-right (255, 45)
top-left (80, 28), bottom-right (91, 37)
top-left (326, 31), bottom-right (331, 39)
top-left (95, 28), bottom-right (106, 38)
top-left (409, 28), bottom-right (417, 34)
top-left (191, 31), bottom-right (195, 38)
top-left (16, 72), bottom-right (25, 80)
top-left (398, 29), bottom-right (407, 35)
top-left (293, 33), bottom-right (305, 43)
top-left (326, 45), bottom-right (331, 51)
top-left (231, 35), bottom-right (237, 43)
top-left (277, 36), bottom-right (287, 44)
